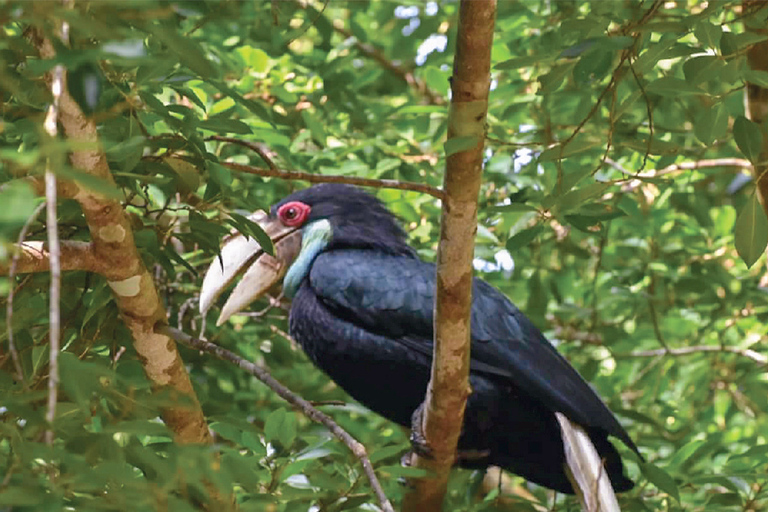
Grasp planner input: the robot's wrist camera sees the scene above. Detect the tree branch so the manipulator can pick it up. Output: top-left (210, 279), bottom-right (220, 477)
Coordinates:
top-left (222, 162), bottom-right (446, 200)
top-left (0, 241), bottom-right (103, 275)
top-left (617, 345), bottom-right (767, 366)
top-left (331, 23), bottom-right (446, 105)
top-left (606, 157), bottom-right (752, 178)
top-left (402, 2), bottom-right (496, 510)
top-left (155, 324), bottom-right (395, 512)
top-left (43, 20), bottom-right (65, 445)
top-left (208, 136), bottom-right (279, 170)
top-left (29, 29), bottom-right (211, 445)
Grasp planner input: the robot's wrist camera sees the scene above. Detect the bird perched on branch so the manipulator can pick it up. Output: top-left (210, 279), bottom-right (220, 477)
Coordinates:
top-left (200, 183), bottom-right (640, 493)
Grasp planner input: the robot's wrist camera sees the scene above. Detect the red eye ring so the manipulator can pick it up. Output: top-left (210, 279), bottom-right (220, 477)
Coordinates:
top-left (277, 201), bottom-right (311, 227)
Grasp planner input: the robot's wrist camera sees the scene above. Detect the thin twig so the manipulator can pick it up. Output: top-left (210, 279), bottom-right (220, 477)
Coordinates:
top-left (618, 345), bottom-right (767, 366)
top-left (43, 20), bottom-right (67, 447)
top-left (6, 202), bottom-right (46, 384)
top-left (207, 136), bottom-right (279, 170)
top-left (156, 324), bottom-right (395, 512)
top-left (647, 296), bottom-right (669, 352)
top-left (223, 162), bottom-right (446, 200)
top-left (627, 61), bottom-right (653, 174)
top-left (329, 22), bottom-right (444, 105)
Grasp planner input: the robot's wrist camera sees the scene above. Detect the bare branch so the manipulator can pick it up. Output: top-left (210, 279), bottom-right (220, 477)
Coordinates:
top-left (223, 162), bottom-right (446, 200)
top-left (6, 203), bottom-right (46, 384)
top-left (42, 16), bottom-right (67, 445)
top-left (403, 2), bottom-right (496, 510)
top-left (0, 241), bottom-right (103, 275)
top-left (606, 157), bottom-right (752, 178)
top-left (156, 324), bottom-right (395, 512)
top-left (618, 345), bottom-right (767, 366)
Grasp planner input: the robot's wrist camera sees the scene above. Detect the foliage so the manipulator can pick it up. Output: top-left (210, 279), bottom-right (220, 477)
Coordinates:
top-left (1, 1), bottom-right (768, 511)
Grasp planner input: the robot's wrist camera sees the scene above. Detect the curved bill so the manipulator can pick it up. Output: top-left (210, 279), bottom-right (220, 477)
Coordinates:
top-left (199, 210), bottom-right (302, 326)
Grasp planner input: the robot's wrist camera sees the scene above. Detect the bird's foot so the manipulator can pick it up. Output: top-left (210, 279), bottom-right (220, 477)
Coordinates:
top-left (409, 403), bottom-right (434, 459)
top-left (410, 402), bottom-right (491, 464)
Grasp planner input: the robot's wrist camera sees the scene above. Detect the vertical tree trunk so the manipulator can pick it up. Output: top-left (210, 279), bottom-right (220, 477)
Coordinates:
top-left (402, 1), bottom-right (496, 510)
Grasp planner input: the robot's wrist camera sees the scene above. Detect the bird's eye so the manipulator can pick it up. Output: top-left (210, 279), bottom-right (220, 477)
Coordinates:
top-left (277, 201), bottom-right (311, 227)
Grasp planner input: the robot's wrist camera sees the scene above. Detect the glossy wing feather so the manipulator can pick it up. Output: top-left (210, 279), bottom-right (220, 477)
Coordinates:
top-left (309, 249), bottom-right (639, 456)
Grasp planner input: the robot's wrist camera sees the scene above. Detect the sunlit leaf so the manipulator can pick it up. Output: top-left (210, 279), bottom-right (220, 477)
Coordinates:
top-left (733, 115), bottom-right (764, 163)
top-left (640, 461), bottom-right (680, 502)
top-left (734, 192), bottom-right (768, 268)
top-left (646, 77), bottom-right (704, 97)
top-left (694, 103), bottom-right (729, 145)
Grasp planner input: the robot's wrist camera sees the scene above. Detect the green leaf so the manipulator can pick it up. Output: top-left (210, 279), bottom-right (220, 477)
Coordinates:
top-left (573, 49), bottom-right (614, 84)
top-left (721, 32), bottom-right (768, 56)
top-left (208, 162), bottom-right (233, 188)
top-left (378, 464), bottom-right (429, 479)
top-left (694, 21), bottom-right (722, 49)
top-left (144, 23), bottom-right (219, 79)
top-left (744, 69), bottom-right (768, 88)
top-left (444, 135), bottom-right (479, 156)
top-left (0, 487), bottom-right (44, 506)
top-left (646, 77), bottom-right (704, 97)
top-left (538, 134), bottom-right (601, 162)
top-left (694, 103), bottom-right (729, 145)
top-left (264, 408), bottom-right (296, 448)
top-left (506, 225), bottom-right (544, 252)
top-left (734, 192), bottom-right (768, 268)
top-left (640, 461), bottom-right (680, 502)
top-left (552, 182), bottom-right (611, 212)
top-left (733, 115), bottom-right (763, 163)
top-left (728, 443), bottom-right (768, 462)
top-left (683, 55), bottom-right (726, 85)
top-left (538, 62), bottom-right (575, 94)
top-left (198, 118), bottom-right (252, 135)
top-left (302, 110), bottom-right (327, 147)
top-left (666, 439), bottom-right (707, 469)
top-left (57, 166), bottom-right (123, 199)
top-left (0, 180), bottom-right (38, 225)
top-left (210, 422), bottom-right (243, 444)
top-left (59, 352), bottom-right (115, 410)
top-left (496, 54), bottom-right (543, 70)
top-left (237, 46), bottom-right (270, 73)
top-left (706, 493), bottom-right (743, 507)
top-left (633, 36), bottom-right (679, 72)
top-left (226, 212), bottom-right (274, 256)
top-left (423, 66), bottom-right (449, 96)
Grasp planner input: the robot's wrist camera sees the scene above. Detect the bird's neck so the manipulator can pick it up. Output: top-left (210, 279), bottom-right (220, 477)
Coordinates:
top-left (284, 219), bottom-right (332, 297)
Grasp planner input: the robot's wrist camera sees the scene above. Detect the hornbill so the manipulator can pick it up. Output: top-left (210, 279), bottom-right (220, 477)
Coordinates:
top-left (199, 183), bottom-right (640, 494)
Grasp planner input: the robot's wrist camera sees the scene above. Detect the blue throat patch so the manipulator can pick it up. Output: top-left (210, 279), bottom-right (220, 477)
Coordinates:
top-left (283, 219), bottom-right (332, 298)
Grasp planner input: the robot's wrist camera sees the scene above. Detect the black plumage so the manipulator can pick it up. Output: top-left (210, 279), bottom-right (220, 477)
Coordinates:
top-left (270, 184), bottom-right (639, 493)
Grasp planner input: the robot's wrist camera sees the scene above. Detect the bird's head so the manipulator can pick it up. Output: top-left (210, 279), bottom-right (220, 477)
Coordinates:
top-left (199, 184), bottom-right (413, 325)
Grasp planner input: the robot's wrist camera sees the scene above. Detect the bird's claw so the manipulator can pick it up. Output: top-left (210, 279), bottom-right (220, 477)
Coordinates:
top-left (409, 402), bottom-right (490, 463)
top-left (409, 403), bottom-right (435, 459)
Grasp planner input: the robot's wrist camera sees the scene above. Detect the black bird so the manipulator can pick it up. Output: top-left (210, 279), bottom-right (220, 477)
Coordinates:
top-left (200, 184), bottom-right (639, 493)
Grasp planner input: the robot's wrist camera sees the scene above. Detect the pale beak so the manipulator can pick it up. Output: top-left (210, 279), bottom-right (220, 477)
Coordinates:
top-left (199, 210), bottom-right (302, 326)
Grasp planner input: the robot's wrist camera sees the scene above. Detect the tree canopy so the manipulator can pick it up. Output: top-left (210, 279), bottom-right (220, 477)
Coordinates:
top-left (1, 1), bottom-right (768, 511)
